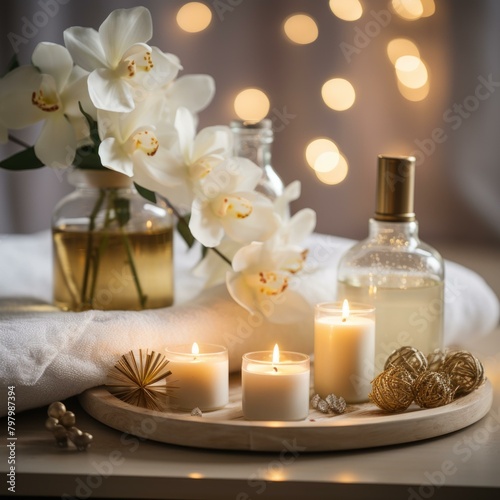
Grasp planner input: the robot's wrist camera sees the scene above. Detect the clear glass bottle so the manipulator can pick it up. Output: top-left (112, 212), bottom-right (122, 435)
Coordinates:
top-left (52, 168), bottom-right (174, 312)
top-left (337, 155), bottom-right (444, 372)
top-left (230, 119), bottom-right (285, 201)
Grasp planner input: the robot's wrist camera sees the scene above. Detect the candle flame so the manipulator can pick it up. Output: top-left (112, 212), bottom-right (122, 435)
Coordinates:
top-left (342, 299), bottom-right (350, 322)
top-left (272, 344), bottom-right (280, 365)
top-left (192, 342), bottom-right (200, 355)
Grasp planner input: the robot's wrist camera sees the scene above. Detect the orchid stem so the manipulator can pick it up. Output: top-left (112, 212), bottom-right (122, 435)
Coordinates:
top-left (8, 134), bottom-right (32, 150)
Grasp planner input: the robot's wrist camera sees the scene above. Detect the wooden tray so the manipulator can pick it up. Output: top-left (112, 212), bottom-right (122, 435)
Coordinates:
top-left (79, 375), bottom-right (493, 452)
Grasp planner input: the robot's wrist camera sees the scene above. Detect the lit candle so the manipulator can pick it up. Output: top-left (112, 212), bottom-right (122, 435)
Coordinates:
top-left (314, 300), bottom-right (375, 403)
top-left (165, 343), bottom-right (228, 411)
top-left (242, 344), bottom-right (310, 421)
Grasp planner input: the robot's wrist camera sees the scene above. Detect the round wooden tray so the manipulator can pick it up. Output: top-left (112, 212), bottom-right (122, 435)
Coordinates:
top-left (79, 376), bottom-right (493, 452)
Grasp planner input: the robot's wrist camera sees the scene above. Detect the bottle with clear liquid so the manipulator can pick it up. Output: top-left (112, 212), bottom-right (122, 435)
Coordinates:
top-left (337, 155), bottom-right (444, 372)
top-left (230, 119), bottom-right (285, 201)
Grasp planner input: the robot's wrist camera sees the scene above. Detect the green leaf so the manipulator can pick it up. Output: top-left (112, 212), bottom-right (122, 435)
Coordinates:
top-left (113, 197), bottom-right (131, 227)
top-left (78, 102), bottom-right (100, 151)
top-left (176, 214), bottom-right (196, 248)
top-left (74, 148), bottom-right (105, 170)
top-left (134, 183), bottom-right (157, 203)
top-left (0, 146), bottom-right (44, 170)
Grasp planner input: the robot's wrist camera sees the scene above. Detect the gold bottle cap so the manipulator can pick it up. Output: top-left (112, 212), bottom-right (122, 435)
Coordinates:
top-left (374, 155), bottom-right (416, 222)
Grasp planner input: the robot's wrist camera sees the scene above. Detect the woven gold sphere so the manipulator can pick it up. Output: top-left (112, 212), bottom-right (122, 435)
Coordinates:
top-left (440, 350), bottom-right (485, 397)
top-left (413, 371), bottom-right (454, 408)
top-left (369, 366), bottom-right (415, 413)
top-left (426, 348), bottom-right (448, 371)
top-left (384, 346), bottom-right (428, 376)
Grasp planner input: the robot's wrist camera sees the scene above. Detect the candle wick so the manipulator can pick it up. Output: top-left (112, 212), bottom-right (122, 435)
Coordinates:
top-left (342, 317), bottom-right (347, 323)
top-left (273, 366), bottom-right (278, 373)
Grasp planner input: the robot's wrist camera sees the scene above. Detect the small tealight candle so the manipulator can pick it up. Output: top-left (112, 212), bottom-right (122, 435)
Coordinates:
top-left (165, 343), bottom-right (228, 411)
top-left (314, 300), bottom-right (375, 403)
top-left (242, 345), bottom-right (310, 421)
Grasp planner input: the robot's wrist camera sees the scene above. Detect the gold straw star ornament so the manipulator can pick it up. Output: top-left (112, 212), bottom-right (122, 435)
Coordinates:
top-left (107, 349), bottom-right (174, 411)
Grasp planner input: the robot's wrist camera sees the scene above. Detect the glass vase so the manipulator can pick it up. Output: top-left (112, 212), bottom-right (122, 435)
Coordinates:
top-left (52, 168), bottom-right (174, 311)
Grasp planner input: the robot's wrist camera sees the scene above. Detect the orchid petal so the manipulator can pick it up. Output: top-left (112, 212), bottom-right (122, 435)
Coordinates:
top-left (286, 208), bottom-right (317, 245)
top-left (232, 241), bottom-right (262, 273)
top-left (63, 27), bottom-right (107, 71)
top-left (174, 107), bottom-right (196, 159)
top-left (32, 42), bottom-right (74, 93)
top-left (201, 158), bottom-right (261, 198)
top-left (221, 193), bottom-right (280, 243)
top-left (0, 66), bottom-right (45, 129)
top-left (98, 137), bottom-right (134, 176)
top-left (140, 47), bottom-right (181, 88)
top-left (99, 6), bottom-right (152, 67)
top-left (192, 126), bottom-right (232, 163)
top-left (61, 72), bottom-right (94, 122)
top-left (34, 115), bottom-right (76, 168)
top-left (88, 68), bottom-right (134, 112)
top-left (226, 272), bottom-right (259, 315)
top-left (167, 74), bottom-right (215, 113)
top-left (190, 199), bottom-right (225, 247)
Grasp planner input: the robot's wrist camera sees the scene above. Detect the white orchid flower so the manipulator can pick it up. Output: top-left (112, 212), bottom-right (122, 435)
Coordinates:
top-left (97, 101), bottom-right (183, 196)
top-left (0, 42), bottom-right (94, 168)
top-left (64, 6), bottom-right (180, 113)
top-left (189, 157), bottom-right (280, 247)
top-left (175, 107), bottom-right (233, 182)
top-left (226, 241), bottom-right (311, 323)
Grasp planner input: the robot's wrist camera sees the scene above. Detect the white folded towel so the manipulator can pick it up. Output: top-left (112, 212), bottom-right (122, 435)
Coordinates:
top-left (0, 231), bottom-right (498, 415)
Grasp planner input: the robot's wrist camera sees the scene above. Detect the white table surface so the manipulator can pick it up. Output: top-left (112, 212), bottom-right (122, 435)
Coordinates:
top-left (2, 327), bottom-right (500, 500)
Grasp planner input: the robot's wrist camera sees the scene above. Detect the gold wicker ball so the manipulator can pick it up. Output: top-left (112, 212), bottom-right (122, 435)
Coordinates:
top-left (384, 346), bottom-right (428, 376)
top-left (440, 350), bottom-right (485, 397)
top-left (426, 348), bottom-right (448, 372)
top-left (369, 366), bottom-right (415, 413)
top-left (413, 371), bottom-right (455, 408)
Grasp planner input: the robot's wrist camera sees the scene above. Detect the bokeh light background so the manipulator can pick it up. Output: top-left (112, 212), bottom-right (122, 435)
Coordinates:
top-left (1, 0), bottom-right (499, 246)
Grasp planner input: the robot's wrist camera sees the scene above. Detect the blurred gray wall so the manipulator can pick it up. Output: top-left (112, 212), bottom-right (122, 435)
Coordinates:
top-left (0, 0), bottom-right (499, 247)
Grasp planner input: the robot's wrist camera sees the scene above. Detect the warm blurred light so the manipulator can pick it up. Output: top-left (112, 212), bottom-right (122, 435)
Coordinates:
top-left (188, 472), bottom-right (204, 479)
top-left (421, 0), bottom-right (436, 17)
top-left (397, 79), bottom-right (430, 101)
top-left (387, 38), bottom-right (420, 65)
top-left (234, 88), bottom-right (270, 122)
top-left (283, 14), bottom-right (318, 44)
top-left (395, 56), bottom-right (428, 89)
top-left (305, 138), bottom-right (339, 169)
top-left (329, 0), bottom-right (363, 21)
top-left (176, 2), bottom-right (212, 33)
top-left (315, 153), bottom-right (349, 185)
top-left (321, 78), bottom-right (356, 111)
top-left (392, 0), bottom-right (424, 20)
top-left (314, 151), bottom-right (340, 173)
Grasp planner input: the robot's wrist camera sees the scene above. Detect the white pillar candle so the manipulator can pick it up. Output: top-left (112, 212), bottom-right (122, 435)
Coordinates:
top-left (242, 345), bottom-right (310, 421)
top-left (165, 343), bottom-right (228, 411)
top-left (314, 300), bottom-right (375, 403)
